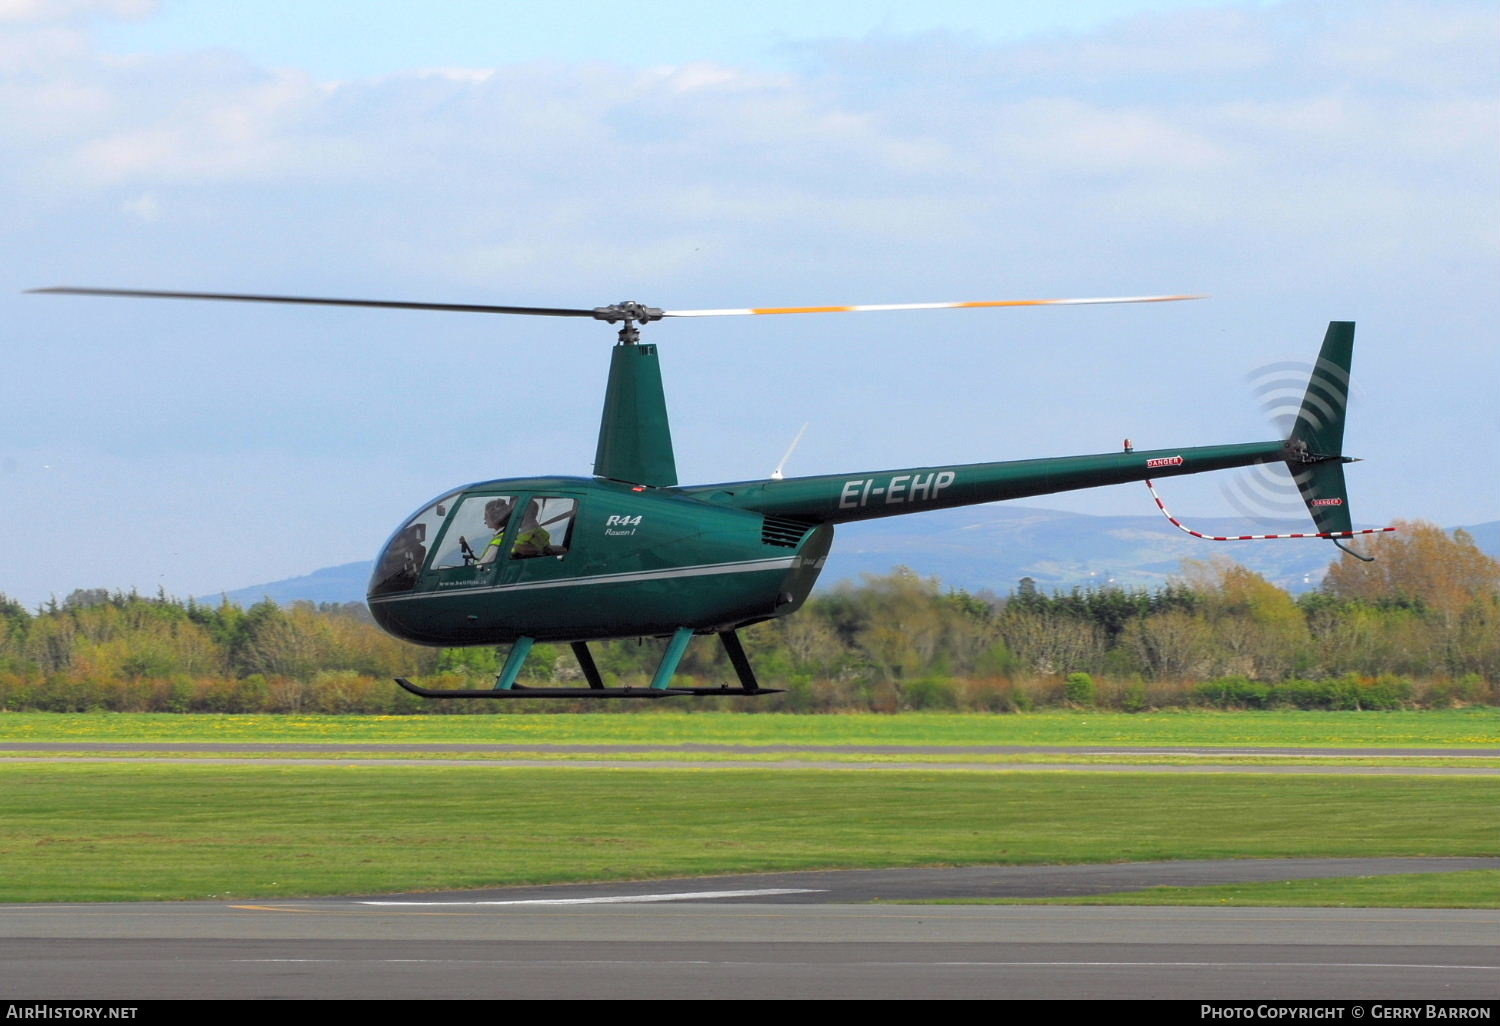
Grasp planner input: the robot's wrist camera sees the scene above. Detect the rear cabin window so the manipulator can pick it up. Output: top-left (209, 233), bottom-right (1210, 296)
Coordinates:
top-left (511, 497), bottom-right (576, 559)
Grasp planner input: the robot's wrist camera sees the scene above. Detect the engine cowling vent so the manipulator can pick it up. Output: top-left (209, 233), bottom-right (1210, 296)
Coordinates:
top-left (761, 515), bottom-right (813, 548)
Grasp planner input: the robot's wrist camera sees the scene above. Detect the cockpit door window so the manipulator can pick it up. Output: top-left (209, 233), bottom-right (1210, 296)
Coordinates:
top-left (431, 495), bottom-right (518, 569)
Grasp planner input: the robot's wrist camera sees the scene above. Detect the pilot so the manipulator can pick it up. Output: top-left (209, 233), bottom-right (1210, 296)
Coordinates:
top-left (478, 497), bottom-right (516, 564)
top-left (511, 502), bottom-right (552, 559)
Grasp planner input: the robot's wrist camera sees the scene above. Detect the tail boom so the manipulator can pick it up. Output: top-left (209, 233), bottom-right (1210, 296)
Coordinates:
top-left (691, 440), bottom-right (1288, 525)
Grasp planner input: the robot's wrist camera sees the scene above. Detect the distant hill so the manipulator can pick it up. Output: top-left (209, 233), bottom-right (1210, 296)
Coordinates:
top-left (199, 561), bottom-right (377, 609)
top-left (201, 506), bottom-right (1500, 607)
top-left (821, 509), bottom-right (1496, 595)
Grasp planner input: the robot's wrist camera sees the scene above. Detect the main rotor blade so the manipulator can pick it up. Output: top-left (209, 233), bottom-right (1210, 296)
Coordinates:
top-left (30, 287), bottom-right (1204, 324)
top-left (27, 287), bottom-right (599, 319)
top-left (663, 294), bottom-right (1206, 317)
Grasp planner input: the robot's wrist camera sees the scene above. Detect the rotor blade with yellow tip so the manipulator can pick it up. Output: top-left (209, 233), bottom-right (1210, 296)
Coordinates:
top-left (662, 295), bottom-right (1206, 317)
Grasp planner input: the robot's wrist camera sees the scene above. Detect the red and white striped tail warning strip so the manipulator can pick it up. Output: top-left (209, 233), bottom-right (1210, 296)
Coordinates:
top-left (1145, 478), bottom-right (1397, 542)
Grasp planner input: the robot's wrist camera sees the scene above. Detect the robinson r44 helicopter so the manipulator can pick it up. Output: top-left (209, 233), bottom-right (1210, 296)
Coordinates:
top-left (32, 286), bottom-right (1383, 699)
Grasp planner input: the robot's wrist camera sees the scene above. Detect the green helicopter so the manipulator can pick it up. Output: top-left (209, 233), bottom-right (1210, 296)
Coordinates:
top-left (30, 287), bottom-right (1376, 699)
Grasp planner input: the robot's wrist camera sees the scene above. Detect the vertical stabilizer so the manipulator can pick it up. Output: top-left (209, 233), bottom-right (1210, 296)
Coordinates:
top-left (594, 342), bottom-right (678, 486)
top-left (1287, 321), bottom-right (1355, 535)
top-left (1290, 321), bottom-right (1353, 459)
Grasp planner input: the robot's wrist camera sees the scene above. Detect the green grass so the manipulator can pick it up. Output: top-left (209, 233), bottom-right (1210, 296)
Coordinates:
top-left (909, 870), bottom-right (1500, 909)
top-left (2, 748), bottom-right (1493, 768)
top-left (1, 708), bottom-right (1495, 747)
top-left (2, 710), bottom-right (1492, 907)
top-left (0, 764), bottom-right (1493, 902)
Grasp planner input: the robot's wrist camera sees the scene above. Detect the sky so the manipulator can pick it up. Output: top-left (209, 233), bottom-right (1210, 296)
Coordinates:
top-left (1, 0), bottom-right (1496, 608)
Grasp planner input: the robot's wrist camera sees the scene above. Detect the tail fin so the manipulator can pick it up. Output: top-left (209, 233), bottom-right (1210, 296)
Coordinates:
top-left (1286, 321), bottom-right (1355, 536)
top-left (1146, 320), bottom-right (1389, 556)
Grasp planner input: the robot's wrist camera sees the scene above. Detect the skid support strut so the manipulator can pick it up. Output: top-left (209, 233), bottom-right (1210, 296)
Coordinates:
top-left (494, 636), bottom-right (534, 690)
top-left (570, 641), bottom-right (605, 689)
top-left (719, 630), bottom-right (761, 691)
top-left (650, 627), bottom-right (695, 690)
top-left (646, 628), bottom-right (781, 696)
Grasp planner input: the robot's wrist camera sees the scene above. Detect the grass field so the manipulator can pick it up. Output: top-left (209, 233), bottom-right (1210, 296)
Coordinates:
top-left (1, 762), bottom-right (1494, 903)
top-left (1, 709), bottom-right (1493, 906)
top-left (4, 749), bottom-right (1490, 767)
top-left (2, 708), bottom-right (1495, 746)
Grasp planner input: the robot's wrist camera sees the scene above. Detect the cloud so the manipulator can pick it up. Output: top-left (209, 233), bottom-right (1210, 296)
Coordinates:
top-left (980, 97), bottom-right (1228, 173)
top-left (0, 0), bottom-right (152, 22)
top-left (1, 0), bottom-right (1489, 309)
top-left (118, 188), bottom-right (158, 220)
top-left (4, 6), bottom-right (1490, 211)
top-left (1313, 1), bottom-right (1499, 93)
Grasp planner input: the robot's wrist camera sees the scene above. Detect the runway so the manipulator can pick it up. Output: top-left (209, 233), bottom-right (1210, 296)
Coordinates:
top-left (4, 860), bottom-right (1496, 1000)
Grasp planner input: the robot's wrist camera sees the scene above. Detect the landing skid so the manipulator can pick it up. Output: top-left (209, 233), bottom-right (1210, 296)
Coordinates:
top-left (394, 629), bottom-right (781, 700)
top-left (394, 678), bottom-right (782, 700)
top-left (395, 678), bottom-right (691, 699)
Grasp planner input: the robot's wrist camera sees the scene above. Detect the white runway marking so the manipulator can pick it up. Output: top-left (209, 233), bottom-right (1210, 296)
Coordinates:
top-left (359, 888), bottom-right (826, 906)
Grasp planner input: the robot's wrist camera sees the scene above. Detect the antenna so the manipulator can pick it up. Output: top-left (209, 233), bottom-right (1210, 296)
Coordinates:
top-left (770, 423), bottom-right (810, 481)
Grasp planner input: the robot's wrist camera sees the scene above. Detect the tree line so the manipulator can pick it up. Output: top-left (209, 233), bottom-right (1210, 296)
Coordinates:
top-left (0, 520), bottom-right (1493, 713)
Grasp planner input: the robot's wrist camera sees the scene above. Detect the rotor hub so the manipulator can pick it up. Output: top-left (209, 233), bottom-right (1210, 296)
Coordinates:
top-left (591, 301), bottom-right (665, 325)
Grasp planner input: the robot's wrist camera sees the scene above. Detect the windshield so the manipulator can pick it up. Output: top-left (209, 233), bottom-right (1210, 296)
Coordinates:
top-left (368, 491), bottom-right (460, 596)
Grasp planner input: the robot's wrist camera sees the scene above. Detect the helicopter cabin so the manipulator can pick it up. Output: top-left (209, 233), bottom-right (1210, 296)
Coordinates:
top-left (366, 476), bottom-right (832, 647)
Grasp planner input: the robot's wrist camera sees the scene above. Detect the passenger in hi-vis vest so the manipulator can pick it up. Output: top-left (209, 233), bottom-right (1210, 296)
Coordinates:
top-left (511, 501), bottom-right (553, 559)
top-left (479, 497), bottom-right (516, 564)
